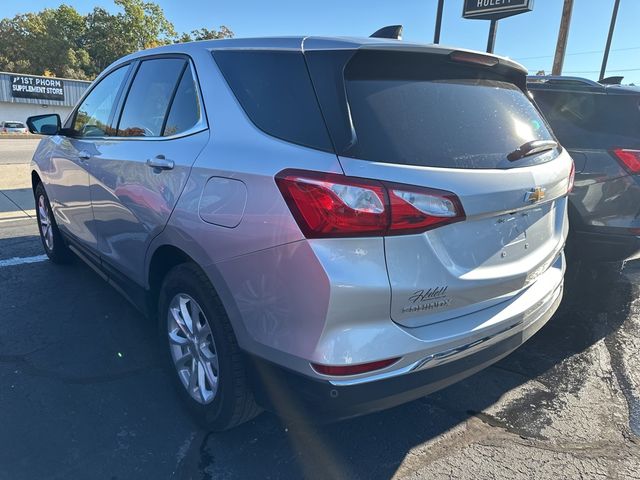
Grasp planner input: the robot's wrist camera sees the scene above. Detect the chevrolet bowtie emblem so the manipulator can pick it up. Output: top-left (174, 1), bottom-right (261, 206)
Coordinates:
top-left (525, 187), bottom-right (546, 203)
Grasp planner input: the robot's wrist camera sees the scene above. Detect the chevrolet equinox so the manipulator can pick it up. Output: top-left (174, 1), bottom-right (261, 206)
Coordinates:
top-left (27, 36), bottom-right (574, 430)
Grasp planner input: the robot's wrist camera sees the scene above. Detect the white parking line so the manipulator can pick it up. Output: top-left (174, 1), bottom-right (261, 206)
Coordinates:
top-left (0, 254), bottom-right (47, 268)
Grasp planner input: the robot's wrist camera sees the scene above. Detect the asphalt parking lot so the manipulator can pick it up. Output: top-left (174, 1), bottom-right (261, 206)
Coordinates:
top-left (0, 139), bottom-right (639, 479)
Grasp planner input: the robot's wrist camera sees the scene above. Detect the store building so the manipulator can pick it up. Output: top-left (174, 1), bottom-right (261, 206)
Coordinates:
top-left (0, 71), bottom-right (91, 124)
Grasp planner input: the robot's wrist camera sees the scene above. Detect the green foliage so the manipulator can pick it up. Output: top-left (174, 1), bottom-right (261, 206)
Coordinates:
top-left (179, 26), bottom-right (234, 42)
top-left (0, 0), bottom-right (232, 80)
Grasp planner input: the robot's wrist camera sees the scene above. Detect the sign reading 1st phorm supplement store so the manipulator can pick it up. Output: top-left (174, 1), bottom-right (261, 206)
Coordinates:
top-left (463, 0), bottom-right (534, 20)
top-left (10, 75), bottom-right (65, 101)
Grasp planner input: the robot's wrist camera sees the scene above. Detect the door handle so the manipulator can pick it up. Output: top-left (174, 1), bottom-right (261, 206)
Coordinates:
top-left (146, 155), bottom-right (174, 171)
top-left (78, 151), bottom-right (91, 161)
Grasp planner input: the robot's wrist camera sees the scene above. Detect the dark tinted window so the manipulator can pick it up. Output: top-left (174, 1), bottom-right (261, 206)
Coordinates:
top-left (74, 65), bottom-right (129, 137)
top-left (319, 50), bottom-right (555, 169)
top-left (4, 122), bottom-right (24, 128)
top-left (531, 89), bottom-right (640, 150)
top-left (163, 66), bottom-right (201, 137)
top-left (212, 50), bottom-right (333, 152)
top-left (118, 58), bottom-right (186, 137)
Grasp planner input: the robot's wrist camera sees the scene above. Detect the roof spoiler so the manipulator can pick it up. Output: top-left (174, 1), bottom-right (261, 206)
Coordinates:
top-left (599, 76), bottom-right (623, 85)
top-left (370, 25), bottom-right (403, 40)
top-left (526, 75), bottom-right (602, 87)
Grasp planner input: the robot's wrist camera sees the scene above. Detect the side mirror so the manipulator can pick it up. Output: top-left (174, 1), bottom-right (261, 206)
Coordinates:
top-left (26, 114), bottom-right (61, 135)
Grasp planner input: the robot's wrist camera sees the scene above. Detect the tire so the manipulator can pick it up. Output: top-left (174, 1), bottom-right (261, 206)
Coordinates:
top-left (158, 262), bottom-right (261, 430)
top-left (34, 182), bottom-right (73, 264)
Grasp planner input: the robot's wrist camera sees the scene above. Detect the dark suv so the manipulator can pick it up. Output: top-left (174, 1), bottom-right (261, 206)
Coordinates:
top-left (528, 76), bottom-right (640, 263)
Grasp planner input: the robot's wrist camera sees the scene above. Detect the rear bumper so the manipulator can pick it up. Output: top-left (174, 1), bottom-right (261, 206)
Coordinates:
top-left (570, 229), bottom-right (640, 263)
top-left (247, 280), bottom-right (563, 422)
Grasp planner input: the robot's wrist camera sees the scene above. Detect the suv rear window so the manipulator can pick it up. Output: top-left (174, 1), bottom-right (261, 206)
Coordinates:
top-left (530, 89), bottom-right (640, 150)
top-left (214, 48), bottom-right (555, 168)
top-left (306, 49), bottom-right (556, 169)
top-left (4, 122), bottom-right (24, 128)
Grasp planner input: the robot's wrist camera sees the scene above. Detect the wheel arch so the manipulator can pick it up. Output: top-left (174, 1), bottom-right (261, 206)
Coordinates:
top-left (145, 239), bottom-right (264, 359)
top-left (147, 244), bottom-right (195, 310)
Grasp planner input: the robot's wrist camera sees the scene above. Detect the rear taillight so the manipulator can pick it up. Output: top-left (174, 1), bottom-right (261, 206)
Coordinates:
top-left (311, 357), bottom-right (401, 376)
top-left (387, 184), bottom-right (463, 235)
top-left (612, 148), bottom-right (640, 174)
top-left (275, 169), bottom-right (465, 238)
top-left (568, 159), bottom-right (575, 193)
top-left (275, 171), bottom-right (388, 237)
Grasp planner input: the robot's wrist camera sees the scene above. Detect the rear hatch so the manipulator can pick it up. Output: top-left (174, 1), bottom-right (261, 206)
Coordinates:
top-left (305, 44), bottom-right (572, 327)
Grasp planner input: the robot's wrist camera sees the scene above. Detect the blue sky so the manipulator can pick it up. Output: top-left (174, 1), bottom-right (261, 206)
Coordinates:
top-left (2, 0), bottom-right (639, 83)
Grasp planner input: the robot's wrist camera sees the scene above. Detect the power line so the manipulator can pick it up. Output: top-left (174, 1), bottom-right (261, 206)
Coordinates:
top-left (515, 45), bottom-right (640, 61)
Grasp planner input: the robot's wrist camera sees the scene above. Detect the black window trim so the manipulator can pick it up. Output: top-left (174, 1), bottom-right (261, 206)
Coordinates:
top-left (65, 52), bottom-right (209, 142)
top-left (159, 62), bottom-right (189, 136)
top-left (111, 60), bottom-right (141, 133)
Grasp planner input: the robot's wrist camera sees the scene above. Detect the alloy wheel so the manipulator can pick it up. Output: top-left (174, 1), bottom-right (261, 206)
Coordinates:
top-left (38, 194), bottom-right (53, 251)
top-left (167, 293), bottom-right (220, 404)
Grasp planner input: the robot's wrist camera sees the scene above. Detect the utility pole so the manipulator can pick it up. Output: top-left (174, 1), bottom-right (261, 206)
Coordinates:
top-left (552, 0), bottom-right (574, 75)
top-left (486, 19), bottom-right (498, 53)
top-left (433, 0), bottom-right (445, 44)
top-left (599, 0), bottom-right (621, 81)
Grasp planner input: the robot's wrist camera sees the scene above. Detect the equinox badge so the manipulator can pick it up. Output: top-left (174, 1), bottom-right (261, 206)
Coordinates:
top-left (525, 187), bottom-right (546, 203)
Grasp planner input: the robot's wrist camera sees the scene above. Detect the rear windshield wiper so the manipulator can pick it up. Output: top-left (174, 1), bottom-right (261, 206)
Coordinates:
top-left (507, 140), bottom-right (558, 162)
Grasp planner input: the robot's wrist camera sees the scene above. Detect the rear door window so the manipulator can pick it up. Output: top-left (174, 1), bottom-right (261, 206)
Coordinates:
top-left (531, 89), bottom-right (640, 150)
top-left (306, 49), bottom-right (556, 169)
top-left (117, 58), bottom-right (186, 137)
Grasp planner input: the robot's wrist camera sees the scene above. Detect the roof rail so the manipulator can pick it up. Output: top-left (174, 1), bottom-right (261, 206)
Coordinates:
top-left (370, 25), bottom-right (403, 40)
top-left (526, 75), bottom-right (602, 87)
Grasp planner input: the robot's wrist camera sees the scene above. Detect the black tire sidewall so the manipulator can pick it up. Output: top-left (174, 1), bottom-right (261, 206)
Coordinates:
top-left (158, 263), bottom-right (240, 429)
top-left (34, 182), bottom-right (69, 262)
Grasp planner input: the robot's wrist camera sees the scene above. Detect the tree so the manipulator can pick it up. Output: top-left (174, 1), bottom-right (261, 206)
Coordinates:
top-left (0, 17), bottom-right (30, 73)
top-left (29, 5), bottom-right (91, 79)
top-left (84, 7), bottom-right (128, 76)
top-left (114, 0), bottom-right (176, 50)
top-left (178, 26), bottom-right (234, 43)
top-left (0, 0), bottom-right (233, 79)
top-left (0, 6), bottom-right (92, 79)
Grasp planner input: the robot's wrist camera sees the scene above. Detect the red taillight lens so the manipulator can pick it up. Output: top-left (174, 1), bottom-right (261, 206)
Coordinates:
top-left (275, 171), bottom-right (388, 237)
top-left (275, 170), bottom-right (465, 238)
top-left (612, 148), bottom-right (640, 174)
top-left (568, 159), bottom-right (575, 193)
top-left (387, 184), bottom-right (465, 234)
top-left (311, 357), bottom-right (401, 376)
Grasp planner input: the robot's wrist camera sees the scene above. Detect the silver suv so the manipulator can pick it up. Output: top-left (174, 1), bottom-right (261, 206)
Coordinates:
top-left (27, 37), bottom-right (573, 429)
